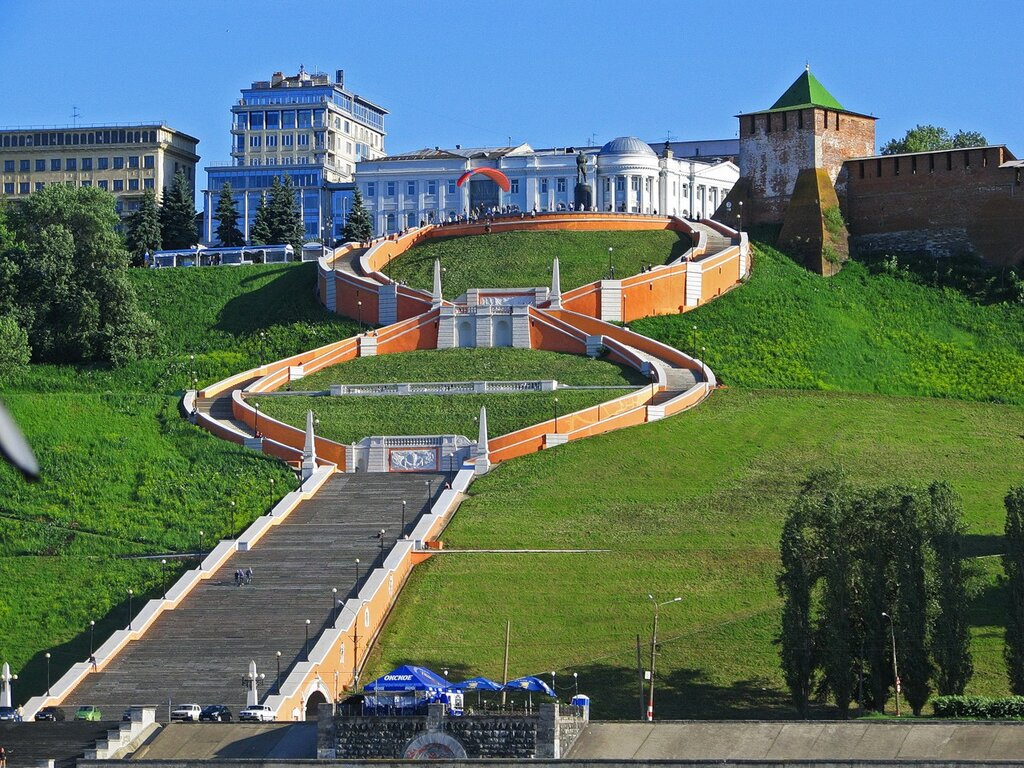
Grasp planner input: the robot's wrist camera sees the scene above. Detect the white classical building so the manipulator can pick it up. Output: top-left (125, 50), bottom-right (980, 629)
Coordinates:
top-left (354, 138), bottom-right (738, 234)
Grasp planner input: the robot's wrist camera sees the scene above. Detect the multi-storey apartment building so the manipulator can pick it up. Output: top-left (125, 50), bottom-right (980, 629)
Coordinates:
top-left (0, 123), bottom-right (199, 217)
top-left (202, 68), bottom-right (387, 244)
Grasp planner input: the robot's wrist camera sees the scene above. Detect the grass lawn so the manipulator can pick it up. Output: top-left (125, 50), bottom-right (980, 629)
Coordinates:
top-left (389, 230), bottom-right (690, 298)
top-left (365, 388), bottom-right (1024, 719)
top-left (0, 263), bottom-right (359, 700)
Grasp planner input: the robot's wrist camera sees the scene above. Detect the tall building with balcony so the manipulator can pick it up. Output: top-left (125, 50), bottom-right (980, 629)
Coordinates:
top-left (0, 123), bottom-right (199, 217)
top-left (202, 68), bottom-right (388, 245)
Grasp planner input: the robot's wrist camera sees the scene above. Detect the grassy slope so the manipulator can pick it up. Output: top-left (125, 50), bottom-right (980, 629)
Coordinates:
top-left (368, 241), bottom-right (1024, 717)
top-left (389, 230), bottom-right (690, 298)
top-left (0, 263), bottom-right (359, 700)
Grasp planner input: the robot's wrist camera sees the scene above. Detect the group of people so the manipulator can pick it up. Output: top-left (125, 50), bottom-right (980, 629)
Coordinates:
top-left (234, 567), bottom-right (254, 586)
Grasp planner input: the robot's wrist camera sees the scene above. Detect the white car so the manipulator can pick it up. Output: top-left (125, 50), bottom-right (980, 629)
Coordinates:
top-left (239, 704), bottom-right (275, 722)
top-left (170, 703), bottom-right (202, 722)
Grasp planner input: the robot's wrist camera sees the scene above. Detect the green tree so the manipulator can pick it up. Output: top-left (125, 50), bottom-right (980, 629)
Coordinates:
top-left (0, 185), bottom-right (155, 365)
top-left (265, 175), bottom-right (305, 251)
top-left (926, 482), bottom-right (973, 695)
top-left (891, 491), bottom-right (932, 716)
top-left (880, 124), bottom-right (988, 154)
top-left (0, 313), bottom-right (30, 380)
top-left (159, 169), bottom-right (198, 249)
top-left (214, 182), bottom-right (245, 247)
top-left (341, 188), bottom-right (373, 243)
top-left (124, 189), bottom-right (162, 266)
top-left (251, 193), bottom-right (272, 246)
top-left (1005, 487), bottom-right (1024, 694)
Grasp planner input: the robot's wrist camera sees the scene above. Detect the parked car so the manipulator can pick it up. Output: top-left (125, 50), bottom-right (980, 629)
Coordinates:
top-left (0, 706), bottom-right (19, 721)
top-left (238, 704), bottom-right (275, 722)
top-left (170, 703), bottom-right (202, 722)
top-left (75, 705), bottom-right (102, 721)
top-left (121, 708), bottom-right (133, 722)
top-left (35, 706), bottom-right (65, 722)
top-left (199, 704), bottom-right (232, 722)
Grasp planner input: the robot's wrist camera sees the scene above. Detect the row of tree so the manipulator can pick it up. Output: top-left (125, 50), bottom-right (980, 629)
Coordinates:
top-left (0, 185), bottom-right (155, 367)
top-left (777, 471), bottom-right (974, 716)
top-left (123, 169), bottom-right (198, 264)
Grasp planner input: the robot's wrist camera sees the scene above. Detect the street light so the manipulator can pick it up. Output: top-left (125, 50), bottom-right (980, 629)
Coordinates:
top-left (253, 402), bottom-right (260, 437)
top-left (700, 346), bottom-right (706, 382)
top-left (127, 589), bottom-right (134, 630)
top-left (882, 612), bottom-right (901, 717)
top-left (305, 619), bottom-right (311, 661)
top-left (691, 325), bottom-right (697, 357)
top-left (89, 620), bottom-right (95, 657)
top-left (331, 587), bottom-right (338, 627)
top-left (378, 529), bottom-right (386, 561)
top-left (228, 500), bottom-right (236, 538)
top-left (45, 652), bottom-right (51, 696)
top-left (199, 530), bottom-right (205, 568)
top-left (161, 558), bottom-right (168, 599)
top-left (357, 300), bottom-right (363, 333)
top-left (551, 671), bottom-right (556, 698)
top-left (276, 650), bottom-right (282, 694)
top-left (737, 200), bottom-right (743, 234)
top-left (553, 397), bottom-right (559, 432)
top-left (424, 479), bottom-right (433, 509)
top-left (354, 558), bottom-right (360, 593)
top-left (607, 247), bottom-right (614, 279)
top-left (401, 500), bottom-right (407, 536)
top-left (573, 671), bottom-right (579, 696)
top-left (646, 595), bottom-right (683, 722)
top-left (269, 477), bottom-right (275, 510)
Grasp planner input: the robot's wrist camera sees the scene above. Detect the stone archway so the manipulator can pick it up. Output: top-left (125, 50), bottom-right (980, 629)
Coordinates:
top-left (304, 689), bottom-right (328, 720)
top-left (404, 731), bottom-right (468, 760)
top-left (457, 319), bottom-right (475, 348)
top-left (494, 318), bottom-right (512, 347)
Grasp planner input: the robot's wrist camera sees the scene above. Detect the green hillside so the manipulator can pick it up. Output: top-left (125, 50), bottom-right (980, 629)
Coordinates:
top-left (390, 230), bottom-right (689, 298)
top-left (0, 263), bottom-right (358, 701)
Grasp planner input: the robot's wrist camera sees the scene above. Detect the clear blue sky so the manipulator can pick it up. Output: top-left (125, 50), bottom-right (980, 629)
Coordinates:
top-left (2, 0), bottom-right (1021, 176)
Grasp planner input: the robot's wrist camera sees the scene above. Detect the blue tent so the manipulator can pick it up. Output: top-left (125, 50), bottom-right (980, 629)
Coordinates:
top-left (453, 676), bottom-right (504, 691)
top-left (505, 676), bottom-right (556, 696)
top-left (362, 665), bottom-right (448, 692)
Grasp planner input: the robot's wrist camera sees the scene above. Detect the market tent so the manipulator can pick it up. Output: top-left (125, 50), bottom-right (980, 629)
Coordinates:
top-left (363, 664), bottom-right (448, 692)
top-left (505, 676), bottom-right (556, 696)
top-left (453, 676), bottom-right (504, 691)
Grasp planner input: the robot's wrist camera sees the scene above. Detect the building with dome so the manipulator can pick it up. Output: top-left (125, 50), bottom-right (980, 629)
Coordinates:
top-left (353, 138), bottom-right (737, 235)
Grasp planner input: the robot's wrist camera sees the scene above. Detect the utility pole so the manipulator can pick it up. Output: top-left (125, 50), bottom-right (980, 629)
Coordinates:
top-left (501, 620), bottom-right (511, 706)
top-left (636, 634), bottom-right (645, 720)
top-left (647, 595), bottom-right (682, 721)
top-left (883, 612), bottom-right (901, 717)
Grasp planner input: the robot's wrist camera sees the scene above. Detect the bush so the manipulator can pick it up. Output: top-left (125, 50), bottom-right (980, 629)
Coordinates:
top-left (932, 695), bottom-right (1024, 718)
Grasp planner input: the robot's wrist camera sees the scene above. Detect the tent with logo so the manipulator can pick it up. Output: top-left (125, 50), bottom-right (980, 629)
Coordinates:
top-left (362, 665), bottom-right (453, 715)
top-left (362, 664), bottom-right (448, 692)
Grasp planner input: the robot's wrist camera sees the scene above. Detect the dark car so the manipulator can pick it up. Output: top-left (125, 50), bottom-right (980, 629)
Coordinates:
top-left (34, 706), bottom-right (65, 721)
top-left (199, 704), bottom-right (232, 722)
top-left (0, 706), bottom-right (19, 721)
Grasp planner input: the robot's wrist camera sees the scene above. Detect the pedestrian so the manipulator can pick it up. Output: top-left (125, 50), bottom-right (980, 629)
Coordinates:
top-left (1, 745), bottom-right (8, 768)
top-left (234, 569), bottom-right (241, 587)
top-left (246, 567), bottom-right (254, 584)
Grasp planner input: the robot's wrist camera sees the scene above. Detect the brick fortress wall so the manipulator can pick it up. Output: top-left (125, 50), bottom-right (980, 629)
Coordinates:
top-left (842, 145), bottom-right (1024, 267)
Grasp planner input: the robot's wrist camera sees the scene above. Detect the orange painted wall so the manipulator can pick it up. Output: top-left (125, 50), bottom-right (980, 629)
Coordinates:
top-left (336, 277), bottom-right (380, 324)
top-left (620, 265), bottom-right (689, 322)
top-left (699, 249), bottom-right (741, 302)
top-left (528, 315), bottom-right (587, 355)
top-left (232, 397), bottom-right (347, 467)
top-left (375, 309), bottom-right (441, 354)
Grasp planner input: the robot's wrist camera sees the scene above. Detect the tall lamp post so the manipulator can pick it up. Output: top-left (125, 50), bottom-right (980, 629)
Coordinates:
top-left (424, 479), bottom-right (433, 509)
top-left (378, 529), bottom-right (386, 562)
top-left (691, 325), bottom-right (697, 357)
top-left (354, 558), bottom-right (360, 595)
top-left (553, 397), bottom-right (559, 432)
top-left (199, 530), bottom-right (205, 566)
top-left (276, 650), bottom-right (282, 694)
top-left (89, 620), bottom-right (96, 657)
top-left (127, 589), bottom-right (134, 630)
top-left (45, 652), bottom-right (51, 696)
top-left (607, 247), bottom-right (614, 279)
top-left (737, 201), bottom-right (743, 234)
top-left (646, 595), bottom-right (682, 721)
top-left (161, 558), bottom-right (168, 599)
top-left (331, 587), bottom-right (338, 627)
top-left (229, 501), bottom-right (236, 538)
top-left (305, 619), bottom-right (311, 661)
top-left (401, 500), bottom-right (407, 537)
top-left (357, 300), bottom-right (363, 333)
top-left (253, 402), bottom-right (260, 437)
top-left (269, 477), bottom-right (275, 510)
top-left (882, 611), bottom-right (901, 717)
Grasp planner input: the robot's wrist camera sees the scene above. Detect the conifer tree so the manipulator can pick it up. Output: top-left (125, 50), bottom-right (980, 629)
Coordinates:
top-left (266, 176), bottom-right (305, 252)
top-left (341, 188), bottom-right (373, 243)
top-left (124, 189), bottom-right (162, 266)
top-left (214, 182), bottom-right (245, 247)
top-left (251, 193), bottom-right (272, 246)
top-left (1005, 487), bottom-right (1024, 694)
top-left (159, 169), bottom-right (197, 249)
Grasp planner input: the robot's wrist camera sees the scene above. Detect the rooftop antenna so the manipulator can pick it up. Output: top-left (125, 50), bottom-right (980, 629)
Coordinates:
top-left (588, 132), bottom-right (597, 147)
top-left (71, 106), bottom-right (81, 127)
top-left (665, 130), bottom-right (675, 143)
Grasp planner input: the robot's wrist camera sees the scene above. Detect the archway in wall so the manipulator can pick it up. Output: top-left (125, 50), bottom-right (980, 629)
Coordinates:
top-left (305, 689), bottom-right (328, 720)
top-left (457, 320), bottom-right (474, 348)
top-left (494, 318), bottom-right (512, 347)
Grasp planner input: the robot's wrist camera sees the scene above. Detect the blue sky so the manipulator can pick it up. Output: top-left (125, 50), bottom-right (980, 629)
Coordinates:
top-left (2, 0), bottom-right (1021, 177)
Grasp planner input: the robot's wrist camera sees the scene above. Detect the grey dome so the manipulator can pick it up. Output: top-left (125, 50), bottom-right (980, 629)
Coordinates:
top-left (599, 136), bottom-right (656, 157)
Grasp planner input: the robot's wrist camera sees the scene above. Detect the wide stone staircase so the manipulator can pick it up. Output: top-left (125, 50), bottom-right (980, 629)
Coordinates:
top-left (0, 721), bottom-right (113, 768)
top-left (688, 220), bottom-right (736, 255)
top-left (60, 472), bottom-right (445, 722)
top-left (617, 343), bottom-right (701, 407)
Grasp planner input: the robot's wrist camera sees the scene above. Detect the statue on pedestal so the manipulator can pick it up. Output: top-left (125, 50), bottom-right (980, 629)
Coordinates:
top-left (574, 151), bottom-right (593, 211)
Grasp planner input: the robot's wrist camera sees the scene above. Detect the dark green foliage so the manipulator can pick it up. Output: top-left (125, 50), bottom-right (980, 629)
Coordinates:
top-left (933, 695), bottom-right (1024, 719)
top-left (159, 169), bottom-right (198, 249)
top-left (265, 176), bottom-right (305, 251)
top-left (857, 250), bottom-right (1023, 305)
top-left (341, 188), bottom-right (373, 243)
top-left (880, 124), bottom-right (988, 155)
top-left (0, 313), bottom-right (30, 378)
top-left (214, 182), bottom-right (245, 247)
top-left (124, 189), bottom-right (162, 266)
top-left (0, 185), bottom-right (155, 365)
top-left (1004, 487), bottom-right (1024, 694)
top-left (251, 193), bottom-right (272, 246)
top-left (927, 482), bottom-right (974, 695)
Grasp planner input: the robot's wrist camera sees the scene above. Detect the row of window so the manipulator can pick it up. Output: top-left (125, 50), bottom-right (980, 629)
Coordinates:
top-left (2, 155), bottom-right (154, 173)
top-left (0, 128), bottom-right (160, 148)
top-left (235, 109), bottom-right (324, 131)
top-left (247, 156), bottom-right (310, 166)
top-left (243, 134), bottom-right (314, 149)
top-left (3, 177), bottom-right (154, 195)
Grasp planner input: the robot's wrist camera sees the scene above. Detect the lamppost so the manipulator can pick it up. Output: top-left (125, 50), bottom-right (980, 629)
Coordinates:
top-left (199, 530), bottom-right (205, 567)
top-left (700, 346), bottom-right (706, 382)
top-left (253, 402), bottom-right (260, 437)
top-left (89, 620), bottom-right (95, 657)
top-left (331, 587), bottom-right (338, 627)
top-left (259, 331), bottom-right (266, 363)
top-left (551, 671), bottom-right (556, 698)
top-left (354, 558), bottom-right (360, 593)
top-left (646, 595), bottom-right (683, 721)
top-left (229, 501), bottom-right (236, 538)
top-left (357, 300), bottom-right (363, 333)
top-left (424, 479), bottom-right (433, 509)
top-left (691, 325), bottom-right (697, 357)
top-left (45, 652), bottom-right (51, 696)
top-left (573, 671), bottom-right (578, 697)
top-left (305, 619), bottom-right (311, 661)
top-left (553, 397), bottom-right (559, 432)
top-left (401, 500), bottom-right (407, 537)
top-left (276, 651), bottom-right (282, 694)
top-left (269, 477), bottom-right (275, 510)
top-left (882, 611), bottom-right (901, 717)
top-left (737, 200), bottom-right (743, 234)
top-left (127, 589), bottom-right (134, 630)
top-left (378, 529), bottom-right (386, 562)
top-left (161, 558), bottom-right (168, 600)
top-left (607, 247), bottom-right (614, 279)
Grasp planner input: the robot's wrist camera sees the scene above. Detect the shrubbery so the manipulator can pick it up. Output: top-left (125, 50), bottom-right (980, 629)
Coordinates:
top-left (932, 695), bottom-right (1024, 719)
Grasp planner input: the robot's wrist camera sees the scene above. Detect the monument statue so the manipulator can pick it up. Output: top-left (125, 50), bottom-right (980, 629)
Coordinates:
top-left (576, 151), bottom-right (588, 184)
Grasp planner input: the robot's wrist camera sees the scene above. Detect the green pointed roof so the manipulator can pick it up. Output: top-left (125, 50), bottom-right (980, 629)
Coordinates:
top-left (769, 68), bottom-right (845, 112)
